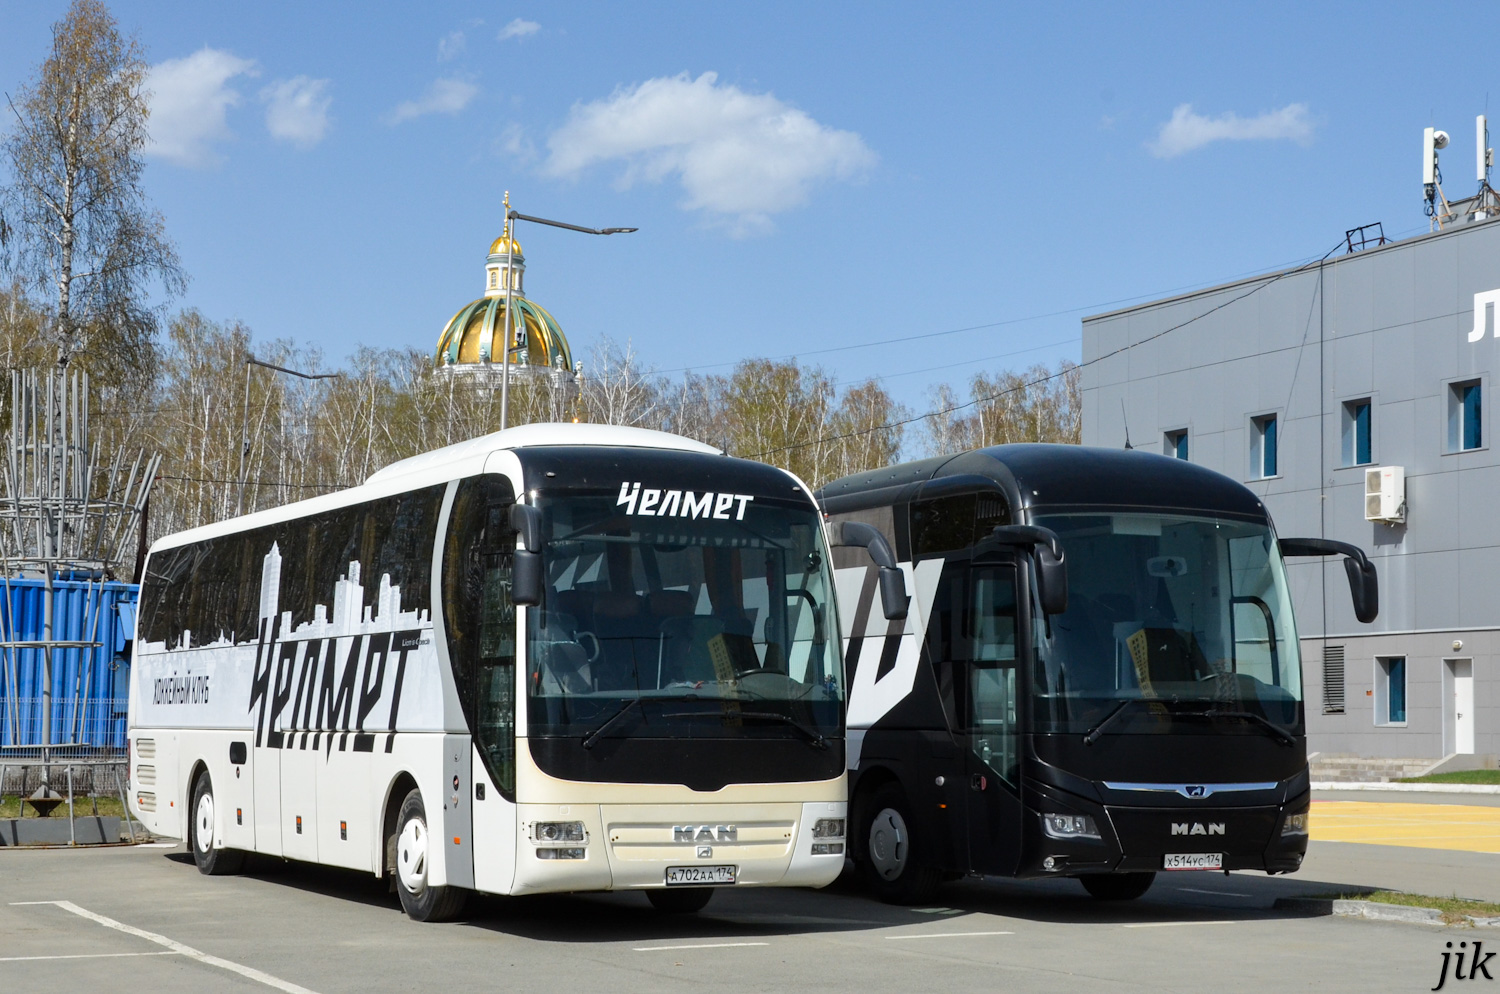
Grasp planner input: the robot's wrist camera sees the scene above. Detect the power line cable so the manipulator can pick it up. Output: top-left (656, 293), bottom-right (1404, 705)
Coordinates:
top-left (748, 238), bottom-right (1347, 460)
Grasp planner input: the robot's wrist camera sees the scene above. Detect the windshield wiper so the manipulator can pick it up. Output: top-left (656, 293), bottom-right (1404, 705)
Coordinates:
top-left (1181, 708), bottom-right (1298, 747)
top-left (1083, 699), bottom-right (1146, 745)
top-left (581, 698), bottom-right (648, 750)
top-left (661, 707), bottom-right (829, 750)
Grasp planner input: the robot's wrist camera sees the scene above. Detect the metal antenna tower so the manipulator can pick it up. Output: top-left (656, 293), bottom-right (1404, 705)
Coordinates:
top-left (0, 369), bottom-right (158, 792)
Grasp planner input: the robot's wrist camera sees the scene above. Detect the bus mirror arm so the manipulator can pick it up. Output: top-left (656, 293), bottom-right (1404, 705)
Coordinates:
top-left (989, 525), bottom-right (1069, 616)
top-left (833, 521), bottom-right (908, 621)
top-left (1279, 537), bottom-right (1378, 624)
top-left (510, 503), bottom-right (544, 607)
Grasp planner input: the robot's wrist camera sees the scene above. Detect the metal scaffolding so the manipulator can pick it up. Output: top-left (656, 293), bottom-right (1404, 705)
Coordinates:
top-left (0, 369), bottom-right (157, 805)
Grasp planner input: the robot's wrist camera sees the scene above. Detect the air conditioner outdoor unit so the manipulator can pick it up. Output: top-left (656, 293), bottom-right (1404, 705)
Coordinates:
top-left (1364, 466), bottom-right (1406, 523)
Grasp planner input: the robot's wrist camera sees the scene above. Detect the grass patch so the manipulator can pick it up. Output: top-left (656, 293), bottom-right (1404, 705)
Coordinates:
top-left (1311, 890), bottom-right (1500, 920)
top-left (0, 794), bottom-right (127, 818)
top-left (1396, 769), bottom-right (1500, 785)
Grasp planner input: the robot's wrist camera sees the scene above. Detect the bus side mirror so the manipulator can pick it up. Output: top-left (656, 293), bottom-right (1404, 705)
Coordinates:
top-left (1279, 537), bottom-right (1378, 624)
top-left (510, 503), bottom-right (544, 607)
top-left (834, 521), bottom-right (909, 621)
top-left (989, 525), bottom-right (1069, 616)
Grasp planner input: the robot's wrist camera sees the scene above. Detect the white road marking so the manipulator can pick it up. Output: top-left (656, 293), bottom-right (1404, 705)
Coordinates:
top-left (139, 842), bottom-right (179, 848)
top-left (10, 901), bottom-right (321, 993)
top-left (885, 930), bottom-right (1015, 940)
top-left (633, 942), bottom-right (770, 952)
top-left (0, 951), bottom-right (180, 963)
top-left (1176, 887), bottom-right (1252, 897)
top-left (1122, 920), bottom-right (1238, 929)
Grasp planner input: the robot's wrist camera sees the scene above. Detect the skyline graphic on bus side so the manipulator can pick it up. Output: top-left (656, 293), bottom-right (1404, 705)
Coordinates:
top-left (134, 541), bottom-right (443, 755)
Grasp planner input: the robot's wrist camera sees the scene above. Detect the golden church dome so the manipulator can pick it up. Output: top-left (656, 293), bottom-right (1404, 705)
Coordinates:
top-left (435, 197), bottom-right (574, 377)
top-left (488, 234), bottom-right (522, 258)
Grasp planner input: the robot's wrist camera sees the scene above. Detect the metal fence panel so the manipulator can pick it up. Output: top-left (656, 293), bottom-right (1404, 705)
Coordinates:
top-left (0, 578), bottom-right (137, 752)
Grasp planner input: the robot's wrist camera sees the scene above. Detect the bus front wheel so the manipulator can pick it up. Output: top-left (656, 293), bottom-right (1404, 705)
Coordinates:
top-left (859, 783), bottom-right (939, 905)
top-left (189, 771), bottom-right (244, 876)
top-left (394, 788), bottom-right (469, 922)
top-left (646, 887), bottom-right (714, 913)
top-left (1079, 872), bottom-right (1156, 900)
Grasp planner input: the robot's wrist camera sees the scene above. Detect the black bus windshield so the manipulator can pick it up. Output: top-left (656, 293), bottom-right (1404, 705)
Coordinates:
top-left (1030, 512), bottom-right (1302, 734)
top-left (525, 491), bottom-right (842, 742)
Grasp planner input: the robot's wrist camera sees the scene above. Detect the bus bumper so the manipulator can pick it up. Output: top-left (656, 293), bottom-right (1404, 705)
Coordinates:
top-left (510, 800), bottom-right (847, 895)
top-left (1017, 785), bottom-right (1310, 877)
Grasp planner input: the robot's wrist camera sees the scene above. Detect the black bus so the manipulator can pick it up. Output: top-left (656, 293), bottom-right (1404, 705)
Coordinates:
top-left (817, 444), bottom-right (1376, 902)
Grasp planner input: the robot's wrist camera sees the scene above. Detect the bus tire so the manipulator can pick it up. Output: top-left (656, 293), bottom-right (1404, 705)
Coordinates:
top-left (1079, 872), bottom-right (1156, 900)
top-left (189, 771), bottom-right (244, 876)
top-left (859, 783), bottom-right (939, 905)
top-left (394, 788), bottom-right (468, 922)
top-left (646, 887), bottom-right (714, 913)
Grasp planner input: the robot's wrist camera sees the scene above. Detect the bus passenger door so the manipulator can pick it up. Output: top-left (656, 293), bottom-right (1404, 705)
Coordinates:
top-left (962, 564), bottom-right (1023, 876)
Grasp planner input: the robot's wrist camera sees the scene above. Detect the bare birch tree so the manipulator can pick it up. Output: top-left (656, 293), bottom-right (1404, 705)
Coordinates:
top-left (0, 0), bottom-right (183, 376)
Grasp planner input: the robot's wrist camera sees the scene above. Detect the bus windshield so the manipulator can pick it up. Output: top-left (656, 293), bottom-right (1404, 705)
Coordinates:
top-left (525, 491), bottom-right (842, 742)
top-left (1030, 512), bottom-right (1302, 734)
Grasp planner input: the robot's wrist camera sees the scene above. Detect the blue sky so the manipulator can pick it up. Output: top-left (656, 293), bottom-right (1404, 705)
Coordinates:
top-left (2, 2), bottom-right (1494, 414)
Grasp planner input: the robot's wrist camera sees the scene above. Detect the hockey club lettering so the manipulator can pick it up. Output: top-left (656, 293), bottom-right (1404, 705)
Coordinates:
top-left (154, 672), bottom-right (210, 705)
top-left (617, 481), bottom-right (755, 520)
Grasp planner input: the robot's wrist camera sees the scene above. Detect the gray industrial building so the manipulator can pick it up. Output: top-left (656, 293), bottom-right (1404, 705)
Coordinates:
top-left (1081, 214), bottom-right (1500, 772)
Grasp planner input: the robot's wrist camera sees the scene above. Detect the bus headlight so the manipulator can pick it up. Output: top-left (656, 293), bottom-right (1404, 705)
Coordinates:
top-left (535, 847), bottom-right (586, 860)
top-left (534, 821), bottom-right (586, 843)
top-left (1041, 813), bottom-right (1101, 841)
top-left (811, 818), bottom-right (845, 839)
top-left (1281, 812), bottom-right (1309, 837)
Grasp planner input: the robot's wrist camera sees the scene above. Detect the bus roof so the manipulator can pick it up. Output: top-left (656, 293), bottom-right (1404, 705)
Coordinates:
top-left (363, 423), bottom-right (720, 486)
top-left (816, 443), bottom-right (1266, 520)
top-left (150, 423), bottom-right (723, 554)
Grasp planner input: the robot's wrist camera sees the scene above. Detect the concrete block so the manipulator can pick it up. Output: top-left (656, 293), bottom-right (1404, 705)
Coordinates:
top-left (0, 816), bottom-right (121, 846)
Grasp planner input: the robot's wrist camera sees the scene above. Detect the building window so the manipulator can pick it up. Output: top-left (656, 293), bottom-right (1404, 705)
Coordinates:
top-left (1374, 656), bottom-right (1407, 726)
top-left (1250, 414), bottom-right (1278, 478)
top-left (1163, 429), bottom-right (1188, 460)
top-left (1449, 379), bottom-right (1483, 451)
top-left (1341, 399), bottom-right (1372, 466)
top-left (488, 269), bottom-right (498, 289)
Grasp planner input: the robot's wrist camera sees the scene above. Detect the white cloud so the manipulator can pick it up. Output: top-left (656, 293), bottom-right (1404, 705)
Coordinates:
top-left (544, 71), bottom-right (876, 234)
top-left (1149, 102), bottom-right (1314, 158)
top-left (498, 122), bottom-right (536, 164)
top-left (498, 18), bottom-right (539, 41)
top-left (438, 30), bottom-right (466, 61)
top-left (144, 48), bottom-right (258, 167)
top-left (387, 77), bottom-right (479, 124)
top-left (261, 76), bottom-right (331, 148)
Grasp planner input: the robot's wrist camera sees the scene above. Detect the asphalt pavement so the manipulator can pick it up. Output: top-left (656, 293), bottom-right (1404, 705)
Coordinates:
top-left (0, 832), bottom-right (1483, 994)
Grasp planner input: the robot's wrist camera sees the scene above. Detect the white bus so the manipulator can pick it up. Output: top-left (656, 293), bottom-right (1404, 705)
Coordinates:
top-left (128, 424), bottom-right (902, 919)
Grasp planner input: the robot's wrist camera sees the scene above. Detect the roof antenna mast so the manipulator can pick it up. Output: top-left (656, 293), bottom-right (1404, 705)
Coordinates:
top-left (1121, 399), bottom-right (1133, 450)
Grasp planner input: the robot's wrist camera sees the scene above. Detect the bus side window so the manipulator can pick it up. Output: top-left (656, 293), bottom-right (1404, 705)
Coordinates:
top-left (966, 567), bottom-right (1018, 786)
top-left (443, 475), bottom-right (517, 799)
top-left (925, 566), bottom-right (961, 727)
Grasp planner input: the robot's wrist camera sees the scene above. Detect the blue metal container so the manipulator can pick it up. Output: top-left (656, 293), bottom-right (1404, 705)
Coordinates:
top-left (0, 578), bottom-right (138, 751)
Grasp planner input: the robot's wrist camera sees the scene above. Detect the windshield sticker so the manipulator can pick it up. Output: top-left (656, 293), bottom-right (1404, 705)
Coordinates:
top-left (617, 481), bottom-right (755, 520)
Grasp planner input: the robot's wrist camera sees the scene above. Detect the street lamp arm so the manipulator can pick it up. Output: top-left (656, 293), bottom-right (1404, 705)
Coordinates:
top-left (506, 209), bottom-right (637, 236)
top-left (246, 356), bottom-right (340, 380)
